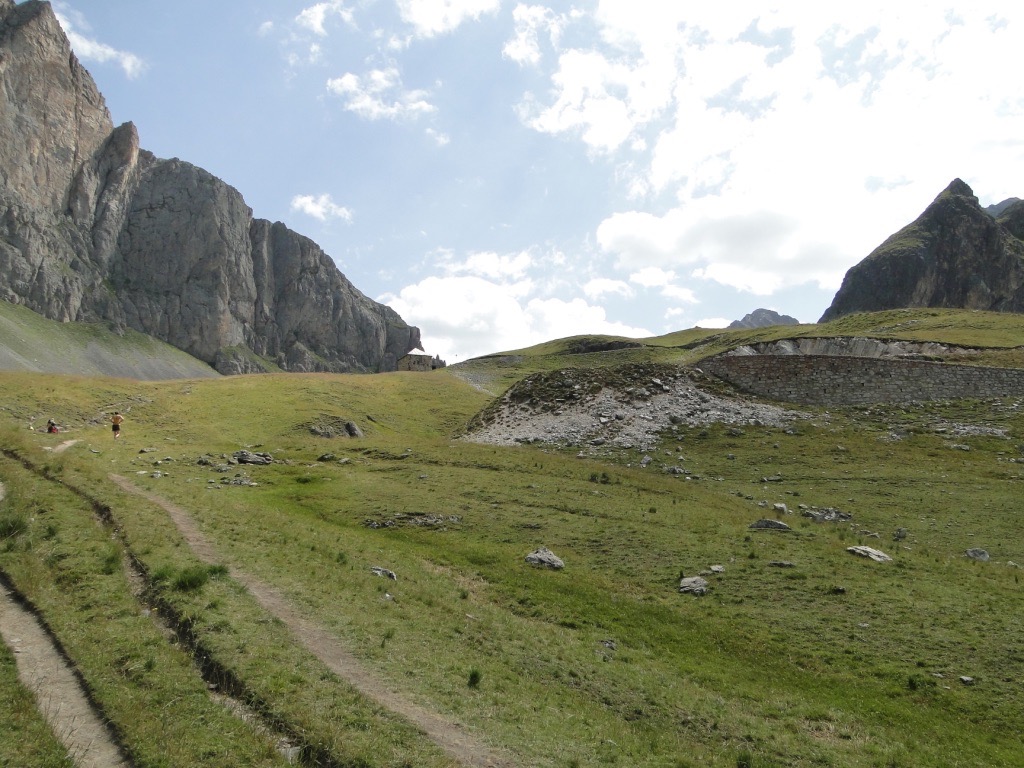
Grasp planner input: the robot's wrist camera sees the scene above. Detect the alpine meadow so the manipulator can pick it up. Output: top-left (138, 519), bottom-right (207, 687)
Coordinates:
top-left (2, 308), bottom-right (1023, 768)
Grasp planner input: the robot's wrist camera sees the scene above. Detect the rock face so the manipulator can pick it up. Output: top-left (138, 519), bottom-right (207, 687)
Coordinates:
top-left (727, 308), bottom-right (799, 329)
top-left (0, 0), bottom-right (420, 373)
top-left (821, 179), bottom-right (1024, 322)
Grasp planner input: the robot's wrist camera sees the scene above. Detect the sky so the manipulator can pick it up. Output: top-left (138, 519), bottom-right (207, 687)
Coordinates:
top-left (53, 1), bottom-right (1024, 362)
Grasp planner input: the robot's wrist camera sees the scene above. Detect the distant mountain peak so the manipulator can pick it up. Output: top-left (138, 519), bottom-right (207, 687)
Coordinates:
top-left (728, 308), bottom-right (800, 330)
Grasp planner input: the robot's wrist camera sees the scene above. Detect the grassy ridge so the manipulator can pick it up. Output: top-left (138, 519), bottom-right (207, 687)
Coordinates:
top-left (0, 309), bottom-right (1022, 767)
top-left (459, 309), bottom-right (1024, 396)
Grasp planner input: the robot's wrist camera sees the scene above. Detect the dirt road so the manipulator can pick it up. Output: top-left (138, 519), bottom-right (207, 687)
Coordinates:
top-left (110, 474), bottom-right (511, 768)
top-left (0, 580), bottom-right (130, 767)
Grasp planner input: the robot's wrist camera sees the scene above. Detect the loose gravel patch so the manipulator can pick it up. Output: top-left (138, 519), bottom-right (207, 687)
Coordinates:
top-left (464, 364), bottom-right (810, 451)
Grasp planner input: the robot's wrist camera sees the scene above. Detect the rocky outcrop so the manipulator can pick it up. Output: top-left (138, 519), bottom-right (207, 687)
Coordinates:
top-left (821, 179), bottom-right (1024, 321)
top-left (726, 336), bottom-right (965, 359)
top-left (727, 308), bottom-right (799, 329)
top-left (0, 0), bottom-right (420, 374)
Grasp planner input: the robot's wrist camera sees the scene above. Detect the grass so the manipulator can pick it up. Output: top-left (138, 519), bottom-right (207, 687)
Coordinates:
top-left (0, 299), bottom-right (217, 380)
top-left (0, 308), bottom-right (1022, 766)
top-left (0, 451), bottom-right (287, 767)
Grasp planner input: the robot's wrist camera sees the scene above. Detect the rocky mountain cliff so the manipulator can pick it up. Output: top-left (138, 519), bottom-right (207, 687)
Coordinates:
top-left (820, 179), bottom-right (1024, 322)
top-left (0, 0), bottom-right (421, 374)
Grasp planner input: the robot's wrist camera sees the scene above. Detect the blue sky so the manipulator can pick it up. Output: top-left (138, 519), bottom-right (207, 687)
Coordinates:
top-left (54, 1), bottom-right (1024, 362)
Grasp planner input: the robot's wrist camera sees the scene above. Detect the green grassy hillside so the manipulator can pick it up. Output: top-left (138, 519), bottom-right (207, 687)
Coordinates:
top-left (0, 300), bottom-right (219, 380)
top-left (1, 309), bottom-right (1022, 767)
top-left (456, 308), bottom-right (1024, 396)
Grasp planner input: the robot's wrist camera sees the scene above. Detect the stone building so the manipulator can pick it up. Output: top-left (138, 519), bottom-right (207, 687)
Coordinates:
top-left (398, 353), bottom-right (446, 372)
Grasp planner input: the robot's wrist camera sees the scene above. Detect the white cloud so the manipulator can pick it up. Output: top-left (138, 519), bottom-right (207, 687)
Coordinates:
top-left (443, 250), bottom-right (534, 280)
top-left (626, 267), bottom-right (696, 303)
top-left (54, 9), bottom-right (145, 79)
top-left (426, 128), bottom-right (451, 146)
top-left (326, 67), bottom-right (436, 120)
top-left (290, 193), bottom-right (354, 222)
top-left (598, 211), bottom-right (686, 266)
top-left (601, 200), bottom-right (864, 296)
top-left (258, 21), bottom-right (275, 36)
top-left (661, 284), bottom-right (698, 303)
top-left (295, 1), bottom-right (355, 36)
top-left (628, 267), bottom-right (676, 288)
top-left (521, 48), bottom-right (665, 153)
top-left (583, 278), bottom-right (632, 300)
top-left (396, 0), bottom-right (501, 38)
top-left (382, 275), bottom-right (651, 361)
top-left (693, 317), bottom-right (730, 329)
top-left (503, 4), bottom-right (564, 66)
top-left (691, 263), bottom-right (781, 296)
top-left (521, 2), bottom-right (1024, 308)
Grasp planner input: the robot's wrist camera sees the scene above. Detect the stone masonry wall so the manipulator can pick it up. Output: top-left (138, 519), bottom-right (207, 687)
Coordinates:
top-left (701, 355), bottom-right (1024, 405)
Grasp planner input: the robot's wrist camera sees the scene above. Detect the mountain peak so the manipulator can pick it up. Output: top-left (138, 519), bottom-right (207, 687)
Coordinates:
top-left (940, 178), bottom-right (977, 201)
top-left (820, 180), bottom-right (1024, 322)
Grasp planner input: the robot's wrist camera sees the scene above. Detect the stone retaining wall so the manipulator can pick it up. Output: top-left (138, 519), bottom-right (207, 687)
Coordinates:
top-left (700, 355), bottom-right (1024, 405)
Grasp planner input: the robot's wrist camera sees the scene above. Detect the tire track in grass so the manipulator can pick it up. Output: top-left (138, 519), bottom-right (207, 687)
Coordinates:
top-left (0, 578), bottom-right (131, 768)
top-left (2, 456), bottom-right (303, 766)
top-left (110, 474), bottom-right (512, 768)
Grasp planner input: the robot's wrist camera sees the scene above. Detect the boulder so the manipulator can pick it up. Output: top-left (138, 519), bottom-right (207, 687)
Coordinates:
top-left (525, 547), bottom-right (564, 570)
top-left (847, 546), bottom-right (892, 563)
top-left (371, 566), bottom-right (397, 580)
top-left (233, 450), bottom-right (273, 465)
top-left (749, 519), bottom-right (792, 531)
top-left (965, 548), bottom-right (990, 562)
top-left (678, 576), bottom-right (709, 595)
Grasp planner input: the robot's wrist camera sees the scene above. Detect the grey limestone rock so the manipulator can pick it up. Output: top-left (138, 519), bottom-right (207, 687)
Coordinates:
top-left (233, 450), bottom-right (273, 466)
top-left (749, 519), bottom-right (791, 531)
top-left (964, 548), bottom-right (990, 562)
top-left (678, 576), bottom-right (709, 595)
top-left (525, 546), bottom-right (564, 570)
top-left (846, 546), bottom-right (893, 563)
top-left (802, 507), bottom-right (852, 523)
top-left (0, 1), bottom-right (421, 375)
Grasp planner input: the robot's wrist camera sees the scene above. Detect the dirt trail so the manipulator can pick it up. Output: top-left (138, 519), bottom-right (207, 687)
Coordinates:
top-left (0, 581), bottom-right (130, 768)
top-left (109, 474), bottom-right (511, 768)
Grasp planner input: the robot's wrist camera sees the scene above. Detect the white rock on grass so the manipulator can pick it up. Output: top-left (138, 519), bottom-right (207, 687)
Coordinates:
top-left (846, 546), bottom-right (892, 563)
